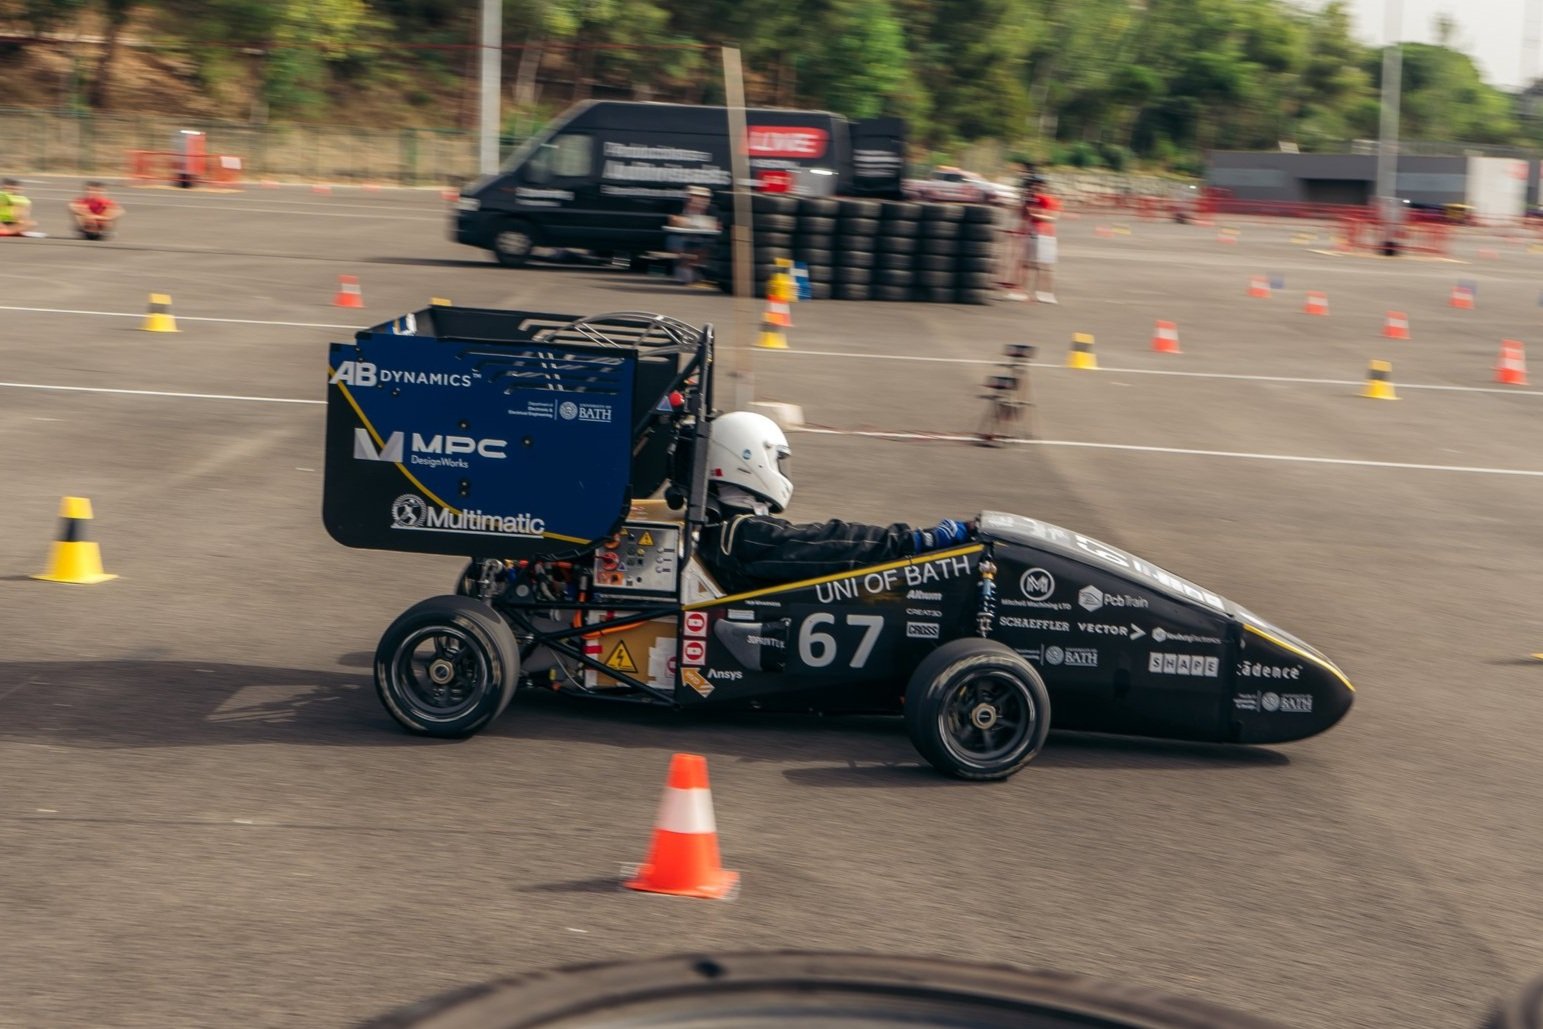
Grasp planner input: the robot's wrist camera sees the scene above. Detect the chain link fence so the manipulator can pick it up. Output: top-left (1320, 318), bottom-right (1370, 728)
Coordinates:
top-left (0, 109), bottom-right (482, 185)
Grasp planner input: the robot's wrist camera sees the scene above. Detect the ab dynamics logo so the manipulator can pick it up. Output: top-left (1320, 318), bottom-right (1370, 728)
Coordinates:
top-left (391, 495), bottom-right (547, 538)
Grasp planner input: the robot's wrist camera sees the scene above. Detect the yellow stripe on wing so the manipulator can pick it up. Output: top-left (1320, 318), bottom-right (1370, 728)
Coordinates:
top-left (1243, 622), bottom-right (1354, 693)
top-left (684, 544), bottom-right (984, 609)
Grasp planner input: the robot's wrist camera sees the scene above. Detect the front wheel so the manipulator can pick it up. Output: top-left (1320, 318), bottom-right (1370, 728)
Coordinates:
top-left (905, 638), bottom-right (1050, 780)
top-left (374, 595), bottom-right (519, 737)
top-left (491, 221), bottom-right (537, 267)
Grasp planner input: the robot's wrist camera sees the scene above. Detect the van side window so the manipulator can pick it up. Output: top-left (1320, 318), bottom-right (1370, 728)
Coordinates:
top-left (527, 133), bottom-right (591, 183)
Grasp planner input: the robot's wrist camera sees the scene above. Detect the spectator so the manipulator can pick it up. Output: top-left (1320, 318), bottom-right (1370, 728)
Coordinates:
top-left (1000, 160), bottom-right (1038, 301)
top-left (0, 179), bottom-right (44, 238)
top-left (69, 181), bottom-right (123, 240)
top-left (666, 185), bottom-right (720, 286)
top-left (1023, 174), bottom-right (1060, 304)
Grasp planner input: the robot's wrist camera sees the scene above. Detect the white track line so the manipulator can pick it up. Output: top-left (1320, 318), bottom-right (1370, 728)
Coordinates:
top-left (793, 426), bottom-right (1543, 477)
top-left (0, 382), bottom-right (322, 405)
top-left (1, 379), bottom-right (1540, 478)
top-left (0, 305), bottom-right (360, 329)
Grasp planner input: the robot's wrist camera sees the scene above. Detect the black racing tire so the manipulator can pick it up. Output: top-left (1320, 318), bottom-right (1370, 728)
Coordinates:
top-left (958, 271), bottom-right (996, 290)
top-left (877, 269), bottom-right (914, 287)
top-left (798, 197), bottom-right (839, 218)
top-left (835, 283), bottom-right (871, 301)
top-left (375, 595), bottom-right (519, 737)
top-left (840, 217), bottom-right (881, 238)
top-left (961, 204), bottom-right (999, 224)
top-left (921, 202), bottom-right (967, 223)
top-left (805, 263), bottom-right (833, 283)
top-left (808, 281), bottom-right (834, 300)
top-left (905, 638), bottom-right (1050, 780)
top-left (797, 247), bottom-right (833, 267)
top-left (918, 286), bottom-right (956, 303)
top-left (755, 213), bottom-right (797, 234)
top-left (1484, 969), bottom-right (1543, 1029)
top-left (921, 237), bottom-right (958, 256)
top-left (797, 234), bottom-right (834, 254)
top-left (751, 194), bottom-right (798, 216)
top-left (756, 231), bottom-right (793, 249)
top-left (956, 288), bottom-right (994, 305)
top-left (883, 201), bottom-right (923, 220)
top-left (835, 266), bottom-right (871, 285)
top-left (960, 239), bottom-right (998, 258)
top-left (921, 269), bottom-right (956, 289)
top-left (877, 234), bottom-right (917, 255)
top-left (875, 284), bottom-right (912, 301)
top-left (838, 198), bottom-right (882, 219)
top-left (491, 220), bottom-right (538, 268)
top-left (799, 215), bottom-right (836, 236)
top-left (876, 252), bottom-right (914, 271)
top-left (918, 254), bottom-right (955, 272)
top-left (960, 222), bottom-right (1000, 242)
top-left (754, 247), bottom-right (793, 265)
top-left (882, 218), bottom-right (919, 238)
top-left (842, 249), bottom-right (875, 269)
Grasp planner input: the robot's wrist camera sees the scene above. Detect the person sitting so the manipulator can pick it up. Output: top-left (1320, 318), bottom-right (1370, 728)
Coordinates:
top-left (69, 181), bottom-right (123, 240)
top-left (695, 411), bottom-right (972, 594)
top-left (665, 185), bottom-right (720, 286)
top-left (0, 179), bottom-right (44, 238)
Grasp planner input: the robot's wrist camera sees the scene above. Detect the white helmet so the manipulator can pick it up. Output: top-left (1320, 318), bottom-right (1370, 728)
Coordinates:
top-left (706, 411), bottom-right (793, 512)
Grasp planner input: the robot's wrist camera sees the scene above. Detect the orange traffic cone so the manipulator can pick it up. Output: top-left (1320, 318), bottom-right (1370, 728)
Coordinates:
top-left (624, 754), bottom-right (738, 900)
top-left (1247, 275), bottom-right (1271, 298)
top-left (1151, 320), bottom-right (1181, 354)
top-left (311, 182), bottom-right (332, 195)
top-left (1304, 291), bottom-right (1329, 316)
top-left (1497, 340), bottom-right (1529, 385)
top-left (1383, 311), bottom-right (1409, 340)
top-left (333, 274), bottom-right (364, 309)
top-left (1450, 285), bottom-right (1475, 310)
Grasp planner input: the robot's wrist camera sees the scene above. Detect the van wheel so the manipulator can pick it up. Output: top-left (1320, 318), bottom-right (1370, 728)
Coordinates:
top-left (492, 222), bottom-right (537, 267)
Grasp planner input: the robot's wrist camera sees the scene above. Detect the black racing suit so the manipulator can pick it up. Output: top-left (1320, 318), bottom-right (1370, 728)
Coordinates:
top-left (697, 513), bottom-right (928, 595)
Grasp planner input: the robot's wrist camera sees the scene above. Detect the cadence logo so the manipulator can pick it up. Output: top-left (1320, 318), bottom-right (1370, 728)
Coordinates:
top-left (747, 126), bottom-right (828, 159)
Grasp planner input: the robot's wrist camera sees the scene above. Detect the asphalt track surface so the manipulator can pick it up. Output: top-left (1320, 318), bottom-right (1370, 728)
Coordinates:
top-left (3, 177), bottom-right (1542, 1028)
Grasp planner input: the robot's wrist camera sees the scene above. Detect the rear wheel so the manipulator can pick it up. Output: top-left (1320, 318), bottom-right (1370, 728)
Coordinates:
top-left (375, 595), bottom-right (519, 737)
top-left (492, 221), bottom-right (537, 267)
top-left (905, 638), bottom-right (1050, 780)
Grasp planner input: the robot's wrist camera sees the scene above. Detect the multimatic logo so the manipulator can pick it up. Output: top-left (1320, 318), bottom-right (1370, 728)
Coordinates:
top-left (355, 429), bottom-right (507, 470)
top-left (331, 361), bottom-right (473, 388)
top-left (391, 495), bottom-right (547, 537)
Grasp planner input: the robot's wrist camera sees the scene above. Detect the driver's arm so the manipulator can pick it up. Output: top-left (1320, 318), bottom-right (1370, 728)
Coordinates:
top-left (713, 514), bottom-right (971, 584)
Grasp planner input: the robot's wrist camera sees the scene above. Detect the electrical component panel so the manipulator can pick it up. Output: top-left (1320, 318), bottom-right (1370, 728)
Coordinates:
top-left (591, 522), bottom-right (680, 594)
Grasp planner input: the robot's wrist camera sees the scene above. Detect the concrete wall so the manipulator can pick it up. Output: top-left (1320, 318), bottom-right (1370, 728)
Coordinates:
top-left (1207, 152), bottom-right (1470, 206)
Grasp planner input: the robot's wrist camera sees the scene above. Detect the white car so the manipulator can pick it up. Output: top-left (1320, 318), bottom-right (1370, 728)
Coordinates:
top-left (906, 167), bottom-right (1018, 206)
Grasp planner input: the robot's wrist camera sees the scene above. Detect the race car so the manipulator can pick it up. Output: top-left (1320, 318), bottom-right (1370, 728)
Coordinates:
top-left (325, 306), bottom-right (1354, 780)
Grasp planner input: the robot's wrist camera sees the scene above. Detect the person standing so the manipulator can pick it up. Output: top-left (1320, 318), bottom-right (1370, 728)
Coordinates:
top-left (1023, 174), bottom-right (1060, 304)
top-left (1000, 161), bottom-right (1038, 301)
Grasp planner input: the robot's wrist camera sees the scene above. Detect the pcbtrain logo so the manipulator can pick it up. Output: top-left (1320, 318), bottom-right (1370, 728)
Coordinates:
top-left (391, 495), bottom-right (546, 537)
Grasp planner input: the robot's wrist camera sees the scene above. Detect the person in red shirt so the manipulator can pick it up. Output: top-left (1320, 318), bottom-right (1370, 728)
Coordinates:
top-left (1023, 178), bottom-right (1059, 304)
top-left (68, 181), bottom-right (123, 240)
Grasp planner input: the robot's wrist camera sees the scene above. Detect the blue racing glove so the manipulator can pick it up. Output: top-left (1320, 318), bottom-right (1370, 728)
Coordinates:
top-left (912, 518), bottom-right (972, 553)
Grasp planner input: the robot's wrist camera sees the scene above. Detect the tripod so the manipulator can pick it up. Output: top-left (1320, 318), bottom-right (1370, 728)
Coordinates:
top-left (976, 343), bottom-right (1036, 446)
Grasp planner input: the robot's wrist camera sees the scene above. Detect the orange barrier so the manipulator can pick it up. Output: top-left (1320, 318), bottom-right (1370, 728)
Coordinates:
top-left (126, 150), bottom-right (242, 188)
top-left (1497, 340), bottom-right (1528, 386)
top-left (1150, 320), bottom-right (1181, 354)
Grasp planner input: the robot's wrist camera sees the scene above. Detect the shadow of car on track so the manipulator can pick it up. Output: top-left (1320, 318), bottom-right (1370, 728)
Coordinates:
top-left (0, 660), bottom-right (1291, 781)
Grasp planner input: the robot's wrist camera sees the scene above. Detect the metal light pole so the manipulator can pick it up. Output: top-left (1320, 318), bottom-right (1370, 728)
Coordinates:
top-left (478, 0), bottom-right (502, 175)
top-left (1374, 0), bottom-right (1403, 239)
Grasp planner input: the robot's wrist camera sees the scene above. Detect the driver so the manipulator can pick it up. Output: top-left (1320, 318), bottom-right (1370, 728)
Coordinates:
top-left (696, 411), bottom-right (973, 594)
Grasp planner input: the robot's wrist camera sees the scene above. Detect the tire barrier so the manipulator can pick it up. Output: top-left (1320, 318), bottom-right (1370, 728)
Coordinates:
top-left (713, 198), bottom-right (1007, 304)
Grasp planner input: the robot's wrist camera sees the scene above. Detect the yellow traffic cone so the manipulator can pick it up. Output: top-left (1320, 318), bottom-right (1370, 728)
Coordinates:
top-left (1066, 332), bottom-right (1097, 370)
top-left (756, 311), bottom-right (789, 349)
top-left (1362, 359), bottom-right (1398, 400)
top-left (32, 497), bottom-right (117, 584)
top-left (430, 297), bottom-right (452, 306)
top-left (141, 293), bottom-right (178, 333)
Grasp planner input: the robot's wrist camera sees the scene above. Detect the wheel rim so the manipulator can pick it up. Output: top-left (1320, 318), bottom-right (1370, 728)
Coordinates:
top-left (496, 229), bottom-right (531, 257)
top-left (937, 671), bottom-right (1035, 766)
top-left (389, 625), bottom-right (493, 722)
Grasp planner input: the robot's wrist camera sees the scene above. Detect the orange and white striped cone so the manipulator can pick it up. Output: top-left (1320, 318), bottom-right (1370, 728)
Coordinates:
top-left (1247, 275), bottom-right (1270, 298)
top-left (1450, 285), bottom-right (1475, 310)
top-left (1496, 340), bottom-right (1529, 386)
top-left (1150, 319), bottom-right (1181, 354)
top-left (333, 274), bottom-right (364, 309)
top-left (1304, 291), bottom-right (1329, 316)
top-left (624, 754), bottom-right (738, 900)
top-left (1383, 310), bottom-right (1409, 340)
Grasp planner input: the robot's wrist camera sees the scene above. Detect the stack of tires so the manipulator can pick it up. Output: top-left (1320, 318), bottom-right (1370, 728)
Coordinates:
top-left (914, 204), bottom-right (965, 303)
top-left (794, 197), bottom-right (838, 300)
top-left (751, 194), bottom-right (796, 296)
top-left (954, 205), bottom-right (1000, 305)
top-left (871, 201), bottom-right (919, 301)
top-left (832, 198), bottom-right (882, 301)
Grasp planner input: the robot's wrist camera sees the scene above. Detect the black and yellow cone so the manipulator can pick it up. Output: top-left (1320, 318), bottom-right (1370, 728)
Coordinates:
top-left (32, 497), bottom-right (116, 584)
top-left (1066, 332), bottom-right (1097, 370)
top-left (1362, 359), bottom-right (1398, 400)
top-left (141, 293), bottom-right (178, 333)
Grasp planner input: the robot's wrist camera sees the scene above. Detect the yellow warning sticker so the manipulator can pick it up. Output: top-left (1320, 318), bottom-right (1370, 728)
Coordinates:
top-left (682, 668), bottom-right (713, 696)
top-left (605, 640), bottom-right (638, 673)
top-left (639, 531), bottom-right (654, 547)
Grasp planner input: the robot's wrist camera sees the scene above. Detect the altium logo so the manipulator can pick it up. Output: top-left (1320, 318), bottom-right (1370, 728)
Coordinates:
top-left (354, 429), bottom-right (507, 468)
